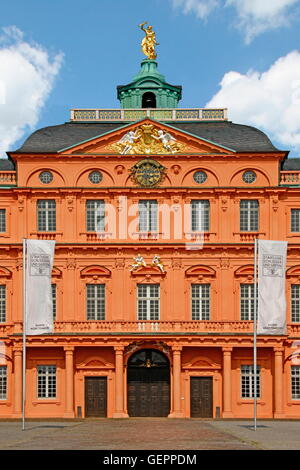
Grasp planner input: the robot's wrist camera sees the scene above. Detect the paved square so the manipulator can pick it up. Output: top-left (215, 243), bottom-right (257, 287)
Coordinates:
top-left (0, 419), bottom-right (299, 450)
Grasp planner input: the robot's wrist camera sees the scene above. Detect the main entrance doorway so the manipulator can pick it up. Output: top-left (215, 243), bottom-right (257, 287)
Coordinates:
top-left (85, 377), bottom-right (107, 417)
top-left (190, 377), bottom-right (213, 418)
top-left (127, 349), bottom-right (170, 417)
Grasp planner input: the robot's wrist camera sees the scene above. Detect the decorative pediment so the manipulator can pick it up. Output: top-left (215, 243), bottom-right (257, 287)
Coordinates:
top-left (52, 266), bottom-right (62, 278)
top-left (77, 357), bottom-right (114, 369)
top-left (185, 265), bottom-right (216, 277)
top-left (130, 266), bottom-right (166, 277)
top-left (59, 119), bottom-right (235, 156)
top-left (0, 267), bottom-right (12, 278)
top-left (182, 356), bottom-right (221, 370)
top-left (286, 265), bottom-right (300, 277)
top-left (80, 265), bottom-right (111, 278)
top-left (234, 265), bottom-right (254, 277)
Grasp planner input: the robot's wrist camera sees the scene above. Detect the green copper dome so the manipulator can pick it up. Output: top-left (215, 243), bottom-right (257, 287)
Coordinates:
top-left (117, 59), bottom-right (182, 109)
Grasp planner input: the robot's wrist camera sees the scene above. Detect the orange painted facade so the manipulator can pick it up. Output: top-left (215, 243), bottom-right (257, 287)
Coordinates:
top-left (1, 60), bottom-right (300, 420)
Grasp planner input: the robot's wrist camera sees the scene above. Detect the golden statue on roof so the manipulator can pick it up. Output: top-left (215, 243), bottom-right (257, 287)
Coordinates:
top-left (139, 22), bottom-right (159, 60)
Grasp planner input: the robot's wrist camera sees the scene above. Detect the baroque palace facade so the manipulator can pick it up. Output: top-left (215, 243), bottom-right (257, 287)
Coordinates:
top-left (1, 32), bottom-right (300, 419)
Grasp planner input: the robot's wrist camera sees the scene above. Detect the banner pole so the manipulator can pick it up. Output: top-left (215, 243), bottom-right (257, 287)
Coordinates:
top-left (22, 239), bottom-right (26, 431)
top-left (254, 238), bottom-right (258, 431)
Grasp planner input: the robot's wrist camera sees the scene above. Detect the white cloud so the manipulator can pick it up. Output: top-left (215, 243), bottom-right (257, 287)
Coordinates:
top-left (206, 51), bottom-right (300, 152)
top-left (170, 0), bottom-right (299, 42)
top-left (226, 0), bottom-right (300, 43)
top-left (171, 0), bottom-right (218, 19)
top-left (0, 26), bottom-right (63, 157)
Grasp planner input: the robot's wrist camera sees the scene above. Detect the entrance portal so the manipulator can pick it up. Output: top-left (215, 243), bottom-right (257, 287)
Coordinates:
top-left (127, 349), bottom-right (170, 417)
top-left (190, 377), bottom-right (213, 418)
top-left (85, 377), bottom-right (107, 417)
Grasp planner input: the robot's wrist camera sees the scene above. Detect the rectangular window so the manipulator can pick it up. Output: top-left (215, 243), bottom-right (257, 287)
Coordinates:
top-left (291, 366), bottom-right (300, 399)
top-left (37, 200), bottom-right (56, 231)
top-left (137, 284), bottom-right (160, 320)
top-left (291, 285), bottom-right (300, 323)
top-left (86, 200), bottom-right (105, 232)
top-left (240, 200), bottom-right (259, 232)
top-left (0, 285), bottom-right (6, 323)
top-left (191, 200), bottom-right (210, 232)
top-left (0, 210), bottom-right (6, 233)
top-left (0, 366), bottom-right (7, 400)
top-left (51, 284), bottom-right (56, 321)
top-left (240, 284), bottom-right (257, 321)
top-left (241, 365), bottom-right (261, 399)
top-left (37, 365), bottom-right (56, 399)
top-left (291, 209), bottom-right (300, 233)
top-left (138, 200), bottom-right (158, 232)
top-left (191, 284), bottom-right (210, 320)
top-left (86, 284), bottom-right (105, 320)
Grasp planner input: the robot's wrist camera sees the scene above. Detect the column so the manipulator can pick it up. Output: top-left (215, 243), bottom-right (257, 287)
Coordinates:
top-left (113, 346), bottom-right (128, 418)
top-left (169, 346), bottom-right (184, 418)
top-left (222, 347), bottom-right (233, 418)
top-left (274, 347), bottom-right (284, 418)
top-left (13, 348), bottom-right (22, 416)
top-left (64, 347), bottom-right (75, 418)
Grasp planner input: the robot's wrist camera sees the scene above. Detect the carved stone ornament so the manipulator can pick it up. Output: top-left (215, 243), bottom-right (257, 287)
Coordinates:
top-left (110, 124), bottom-right (186, 155)
top-left (130, 159), bottom-right (166, 188)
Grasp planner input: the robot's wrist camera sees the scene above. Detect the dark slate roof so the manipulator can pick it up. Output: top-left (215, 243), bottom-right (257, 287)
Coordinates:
top-left (14, 120), bottom-right (280, 153)
top-left (282, 158), bottom-right (300, 170)
top-left (0, 157), bottom-right (15, 170)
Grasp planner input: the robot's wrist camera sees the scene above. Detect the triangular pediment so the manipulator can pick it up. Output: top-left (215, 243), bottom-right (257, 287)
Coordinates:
top-left (59, 119), bottom-right (235, 156)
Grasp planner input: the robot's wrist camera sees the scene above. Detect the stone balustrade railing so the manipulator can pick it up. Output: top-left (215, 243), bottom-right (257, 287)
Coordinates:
top-left (70, 108), bottom-right (228, 122)
top-left (3, 321), bottom-right (300, 336)
top-left (0, 171), bottom-right (16, 185)
top-left (280, 171), bottom-right (300, 185)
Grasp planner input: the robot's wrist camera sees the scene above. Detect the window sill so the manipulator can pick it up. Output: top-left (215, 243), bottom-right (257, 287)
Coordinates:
top-left (237, 400), bottom-right (265, 405)
top-left (32, 400), bottom-right (60, 406)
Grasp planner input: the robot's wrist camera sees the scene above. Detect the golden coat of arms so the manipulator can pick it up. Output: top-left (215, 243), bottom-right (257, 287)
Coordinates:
top-left (110, 124), bottom-right (186, 155)
top-left (130, 159), bottom-right (165, 187)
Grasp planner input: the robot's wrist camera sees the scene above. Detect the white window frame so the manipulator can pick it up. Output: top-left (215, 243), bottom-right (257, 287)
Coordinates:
top-left (86, 200), bottom-right (105, 232)
top-left (191, 284), bottom-right (210, 320)
top-left (291, 366), bottom-right (300, 400)
top-left (240, 200), bottom-right (259, 232)
top-left (291, 209), bottom-right (300, 233)
top-left (0, 285), bottom-right (6, 323)
top-left (86, 284), bottom-right (105, 320)
top-left (137, 284), bottom-right (160, 320)
top-left (138, 200), bottom-right (158, 232)
top-left (191, 200), bottom-right (210, 232)
top-left (37, 199), bottom-right (56, 232)
top-left (241, 365), bottom-right (261, 399)
top-left (37, 365), bottom-right (57, 399)
top-left (0, 366), bottom-right (7, 400)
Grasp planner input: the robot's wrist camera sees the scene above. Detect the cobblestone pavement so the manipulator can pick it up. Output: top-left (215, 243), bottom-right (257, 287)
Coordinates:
top-left (0, 419), bottom-right (256, 450)
top-left (210, 420), bottom-right (300, 450)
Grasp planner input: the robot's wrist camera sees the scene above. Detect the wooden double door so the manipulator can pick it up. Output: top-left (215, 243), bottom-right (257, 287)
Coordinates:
top-left (85, 377), bottom-right (107, 417)
top-left (127, 349), bottom-right (170, 417)
top-left (190, 377), bottom-right (213, 418)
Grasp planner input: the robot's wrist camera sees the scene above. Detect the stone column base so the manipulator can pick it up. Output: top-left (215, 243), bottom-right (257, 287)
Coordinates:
top-left (112, 412), bottom-right (129, 418)
top-left (222, 411), bottom-right (234, 418)
top-left (274, 412), bottom-right (285, 419)
top-left (168, 411), bottom-right (184, 418)
top-left (63, 412), bottom-right (75, 418)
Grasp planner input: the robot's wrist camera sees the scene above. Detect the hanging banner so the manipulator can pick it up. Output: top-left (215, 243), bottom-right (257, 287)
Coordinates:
top-left (25, 239), bottom-right (55, 335)
top-left (257, 240), bottom-right (287, 335)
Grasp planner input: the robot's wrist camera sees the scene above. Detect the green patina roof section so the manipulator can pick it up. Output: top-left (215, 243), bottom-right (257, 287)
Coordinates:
top-left (117, 59), bottom-right (182, 109)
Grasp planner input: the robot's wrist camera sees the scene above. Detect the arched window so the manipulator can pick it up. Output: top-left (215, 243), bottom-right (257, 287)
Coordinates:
top-left (142, 92), bottom-right (156, 108)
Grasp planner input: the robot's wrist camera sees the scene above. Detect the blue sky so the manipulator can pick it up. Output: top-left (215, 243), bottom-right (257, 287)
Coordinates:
top-left (1, 0), bottom-right (300, 157)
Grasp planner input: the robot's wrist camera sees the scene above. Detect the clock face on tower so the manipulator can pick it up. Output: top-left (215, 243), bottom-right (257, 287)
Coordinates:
top-left (130, 159), bottom-right (166, 187)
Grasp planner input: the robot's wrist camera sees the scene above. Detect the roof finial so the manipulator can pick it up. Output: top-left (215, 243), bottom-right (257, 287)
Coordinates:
top-left (139, 22), bottom-right (159, 60)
